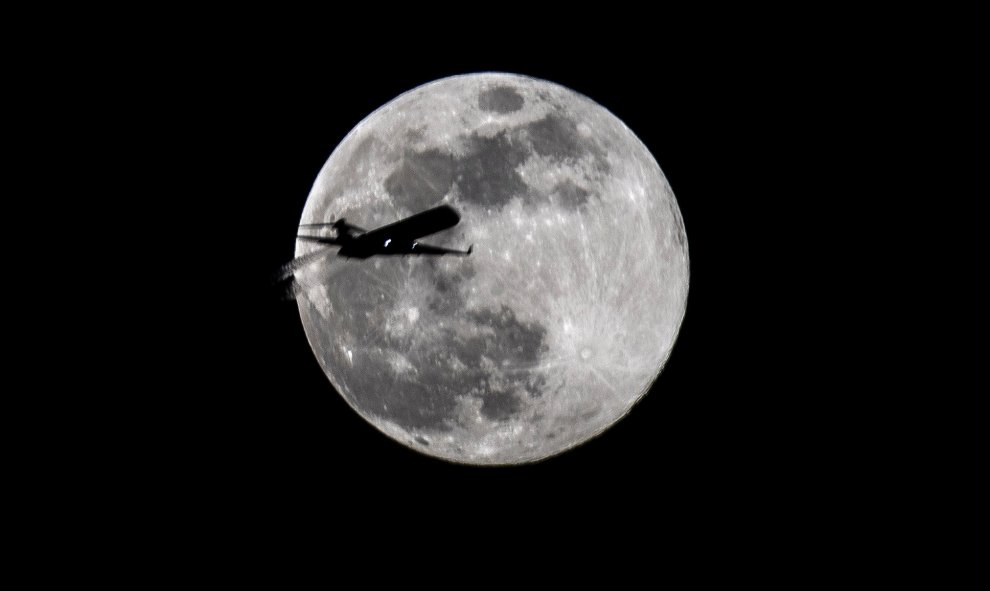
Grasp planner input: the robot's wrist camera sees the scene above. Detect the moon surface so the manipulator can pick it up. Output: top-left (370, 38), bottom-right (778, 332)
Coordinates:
top-left (294, 73), bottom-right (688, 464)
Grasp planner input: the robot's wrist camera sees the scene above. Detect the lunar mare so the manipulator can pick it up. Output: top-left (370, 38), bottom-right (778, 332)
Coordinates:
top-left (295, 73), bottom-right (688, 464)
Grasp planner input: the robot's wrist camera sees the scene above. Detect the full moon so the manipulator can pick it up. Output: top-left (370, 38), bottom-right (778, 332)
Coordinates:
top-left (294, 73), bottom-right (688, 464)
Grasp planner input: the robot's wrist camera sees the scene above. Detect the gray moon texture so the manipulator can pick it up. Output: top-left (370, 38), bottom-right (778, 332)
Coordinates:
top-left (294, 73), bottom-right (688, 464)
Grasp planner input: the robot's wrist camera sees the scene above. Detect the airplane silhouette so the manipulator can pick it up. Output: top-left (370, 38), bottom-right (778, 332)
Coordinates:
top-left (296, 205), bottom-right (472, 259)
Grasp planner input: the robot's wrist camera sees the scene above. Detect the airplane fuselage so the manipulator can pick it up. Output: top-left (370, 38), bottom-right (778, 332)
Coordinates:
top-left (296, 205), bottom-right (471, 258)
top-left (337, 236), bottom-right (422, 258)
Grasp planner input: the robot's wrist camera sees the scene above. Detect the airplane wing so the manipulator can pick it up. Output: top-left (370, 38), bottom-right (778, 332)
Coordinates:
top-left (358, 205), bottom-right (461, 244)
top-left (296, 235), bottom-right (343, 245)
top-left (408, 242), bottom-right (473, 256)
top-left (299, 221), bottom-right (368, 233)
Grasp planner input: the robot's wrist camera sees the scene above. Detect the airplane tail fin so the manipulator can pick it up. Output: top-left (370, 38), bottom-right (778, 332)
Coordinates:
top-left (467, 244), bottom-right (473, 255)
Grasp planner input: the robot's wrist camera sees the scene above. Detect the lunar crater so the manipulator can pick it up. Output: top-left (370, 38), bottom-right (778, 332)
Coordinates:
top-left (478, 85), bottom-right (525, 113)
top-left (454, 132), bottom-right (529, 209)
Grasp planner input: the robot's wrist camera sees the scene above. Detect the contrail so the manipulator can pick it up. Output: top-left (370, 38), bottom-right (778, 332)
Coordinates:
top-left (274, 247), bottom-right (350, 302)
top-left (273, 246), bottom-right (333, 283)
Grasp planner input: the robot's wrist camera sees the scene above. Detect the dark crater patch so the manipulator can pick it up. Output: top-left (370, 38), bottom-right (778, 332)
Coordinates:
top-left (478, 85), bottom-right (524, 113)
top-left (415, 436), bottom-right (430, 446)
top-left (389, 113), bottom-right (612, 213)
top-left (457, 305), bottom-right (550, 421)
top-left (322, 263), bottom-right (549, 430)
top-left (379, 107), bottom-right (616, 215)
top-left (466, 306), bottom-right (548, 365)
top-left (384, 148), bottom-right (455, 212)
top-left (523, 112), bottom-right (610, 176)
top-left (454, 132), bottom-right (528, 209)
top-left (553, 179), bottom-right (591, 207)
top-left (300, 263), bottom-right (462, 433)
top-left (388, 132), bottom-right (529, 211)
top-left (480, 390), bottom-right (522, 421)
top-left (426, 259), bottom-right (475, 315)
top-left (405, 126), bottom-right (426, 144)
top-left (337, 337), bottom-right (463, 432)
top-left (526, 113), bottom-right (587, 160)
